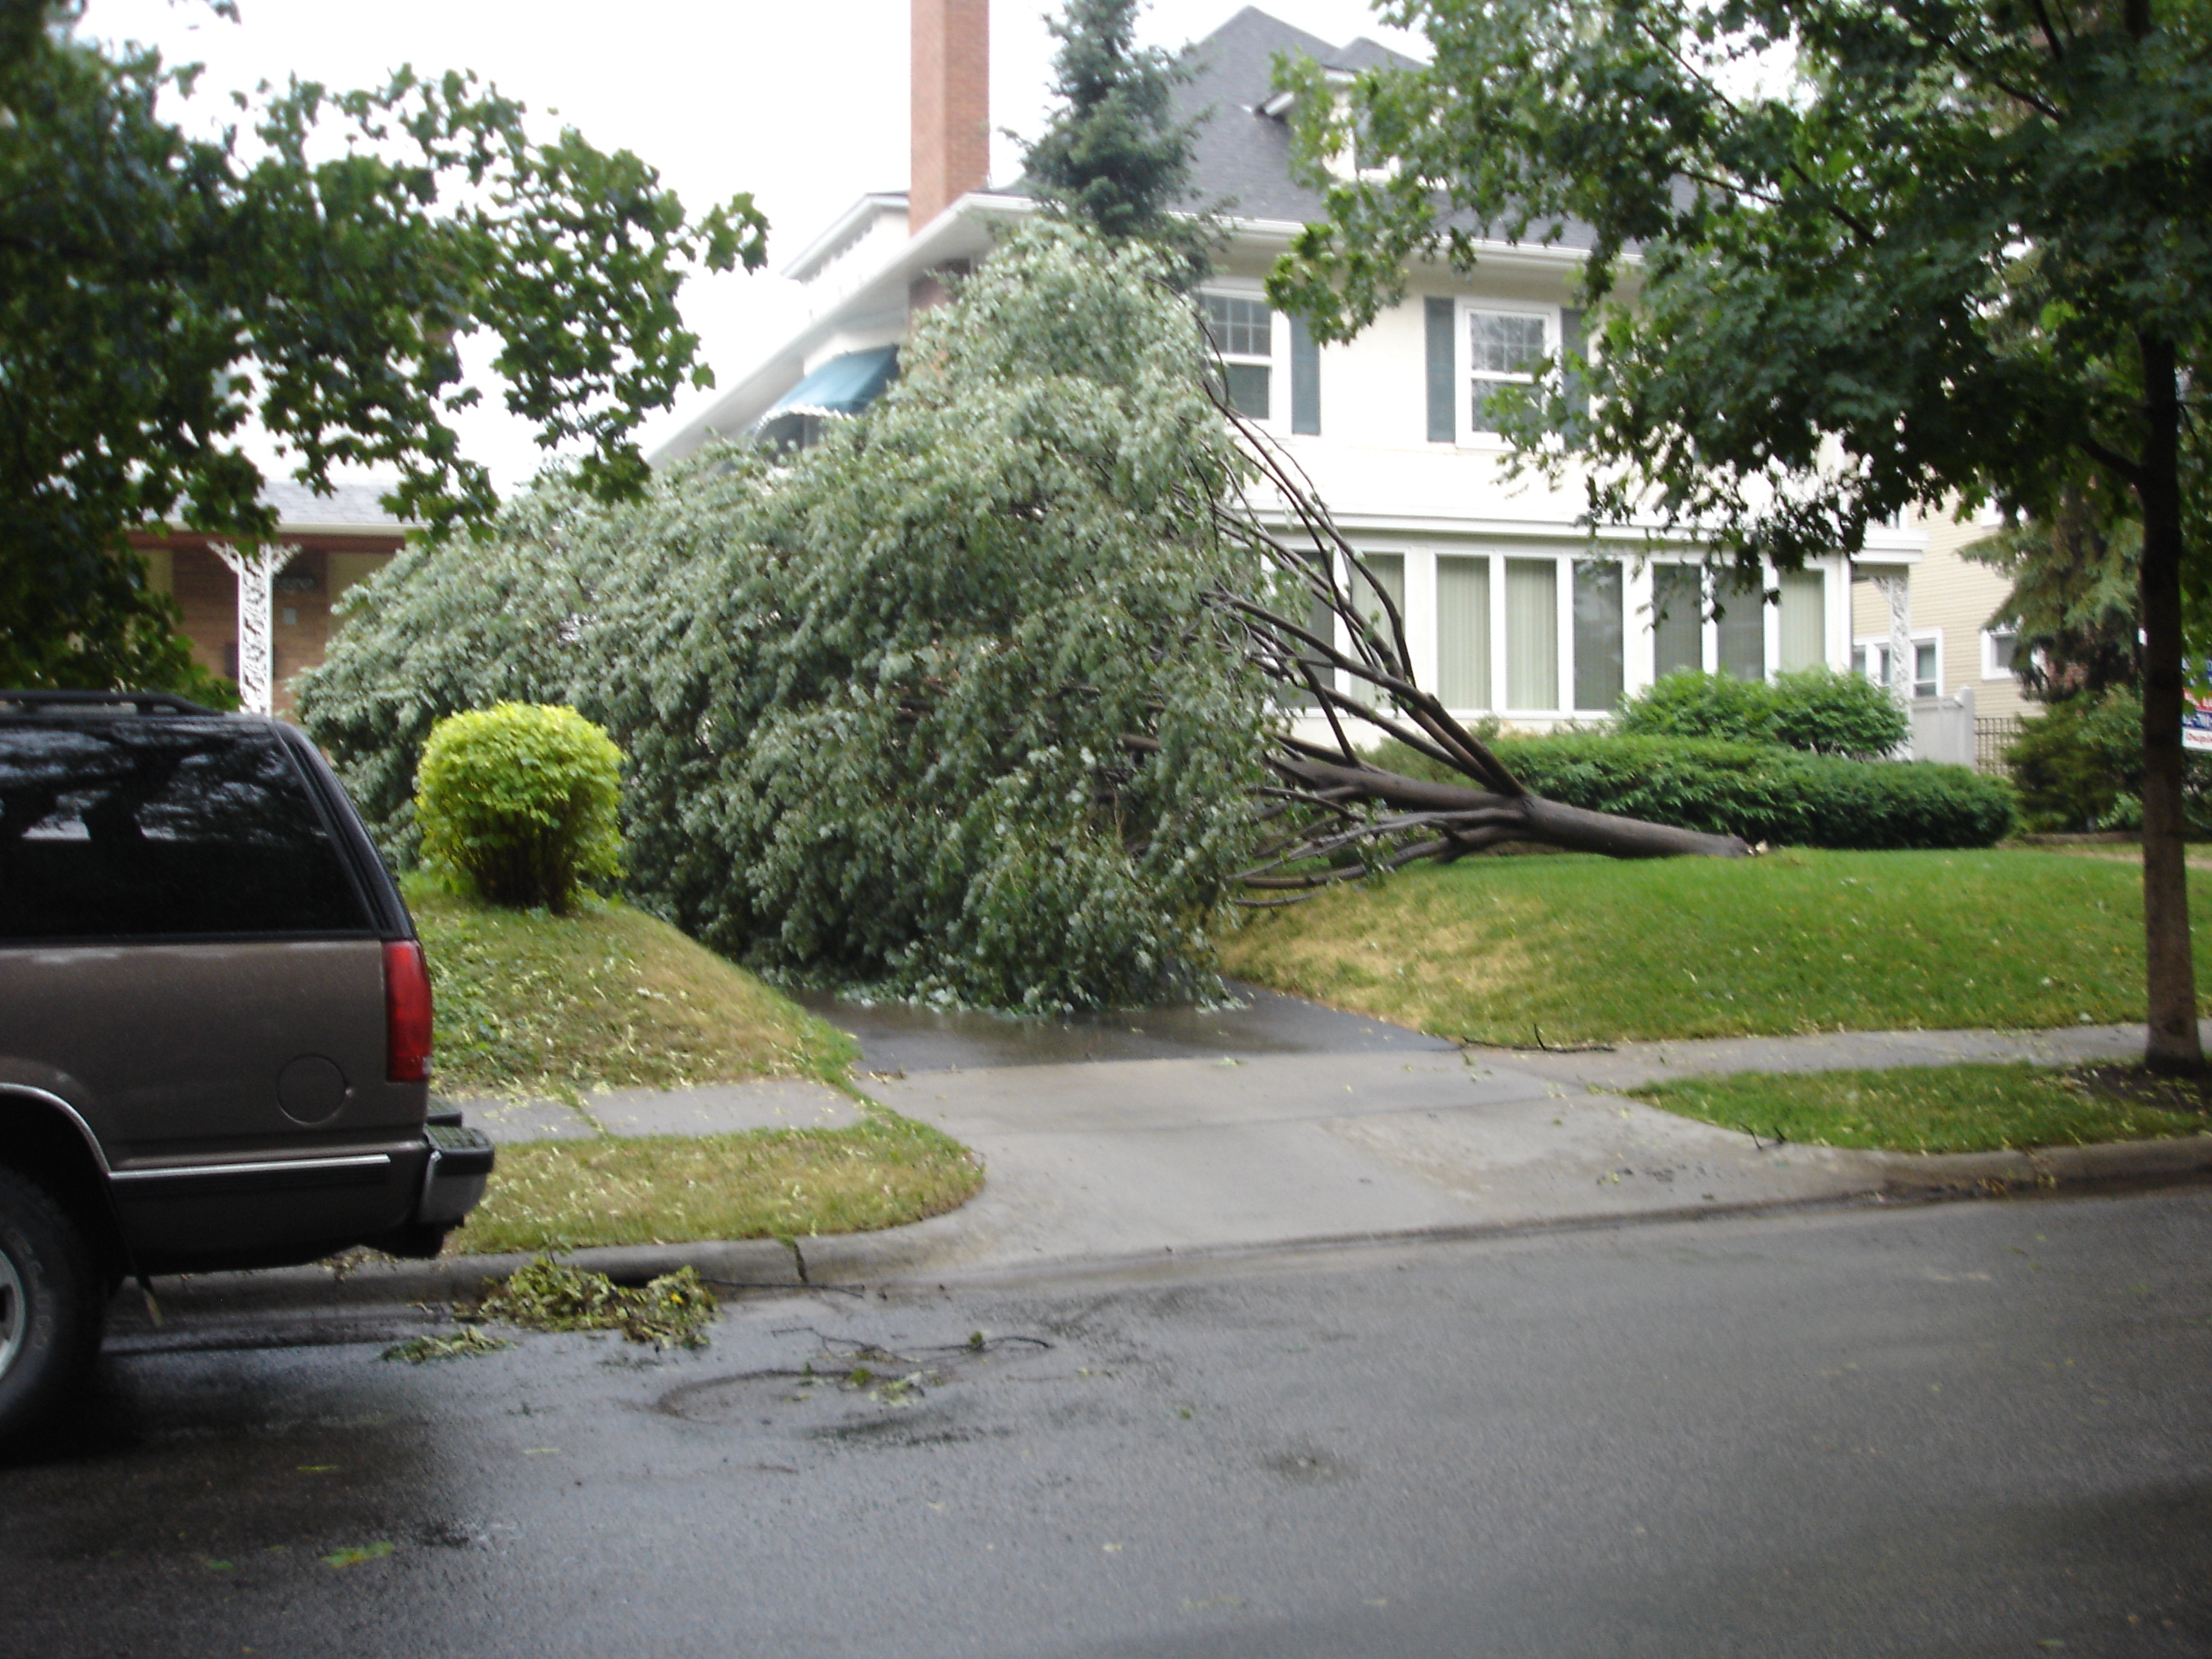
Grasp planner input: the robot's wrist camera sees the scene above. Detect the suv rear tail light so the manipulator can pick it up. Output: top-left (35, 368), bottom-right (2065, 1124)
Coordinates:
top-left (384, 940), bottom-right (434, 1083)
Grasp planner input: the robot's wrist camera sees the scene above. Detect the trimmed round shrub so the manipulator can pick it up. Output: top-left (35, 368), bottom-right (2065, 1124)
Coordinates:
top-left (1614, 669), bottom-right (1777, 745)
top-left (2005, 691), bottom-right (2212, 833)
top-left (1615, 667), bottom-right (1906, 760)
top-left (1766, 667), bottom-right (1911, 758)
top-left (416, 703), bottom-right (625, 913)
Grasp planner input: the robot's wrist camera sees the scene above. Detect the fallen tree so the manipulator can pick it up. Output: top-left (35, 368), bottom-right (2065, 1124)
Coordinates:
top-left (306, 220), bottom-right (1748, 1011)
top-left (1199, 425), bottom-right (1753, 900)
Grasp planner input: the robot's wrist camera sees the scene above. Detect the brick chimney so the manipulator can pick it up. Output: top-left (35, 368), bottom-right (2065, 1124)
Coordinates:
top-left (911, 0), bottom-right (988, 234)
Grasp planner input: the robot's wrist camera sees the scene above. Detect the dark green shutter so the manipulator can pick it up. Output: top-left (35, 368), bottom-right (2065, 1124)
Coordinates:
top-left (1559, 306), bottom-right (1588, 428)
top-left (1425, 297), bottom-right (1455, 442)
top-left (1290, 315), bottom-right (1321, 435)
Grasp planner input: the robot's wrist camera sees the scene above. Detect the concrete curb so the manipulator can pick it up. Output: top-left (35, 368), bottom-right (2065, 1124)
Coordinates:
top-left (113, 1132), bottom-right (2212, 1335)
top-left (1862, 1132), bottom-right (2212, 1193)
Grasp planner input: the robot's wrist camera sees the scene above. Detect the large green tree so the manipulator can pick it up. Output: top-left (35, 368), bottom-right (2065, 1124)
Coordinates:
top-left (302, 223), bottom-right (1273, 1011)
top-left (0, 0), bottom-right (765, 691)
top-left (1272, 0), bottom-right (2212, 1069)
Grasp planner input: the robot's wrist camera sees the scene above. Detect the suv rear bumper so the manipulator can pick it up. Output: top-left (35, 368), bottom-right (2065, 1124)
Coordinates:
top-left (415, 1121), bottom-right (494, 1228)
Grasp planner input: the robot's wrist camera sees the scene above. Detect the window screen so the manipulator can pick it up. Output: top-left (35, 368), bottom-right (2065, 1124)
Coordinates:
top-left (1650, 565), bottom-right (1703, 678)
top-left (1573, 560), bottom-right (1625, 711)
top-left (1436, 556), bottom-right (1492, 710)
top-left (1505, 559), bottom-right (1559, 709)
top-left (1777, 570), bottom-right (1825, 672)
top-left (1714, 572), bottom-right (1767, 682)
top-left (1349, 553), bottom-right (1406, 654)
top-left (0, 724), bottom-right (371, 940)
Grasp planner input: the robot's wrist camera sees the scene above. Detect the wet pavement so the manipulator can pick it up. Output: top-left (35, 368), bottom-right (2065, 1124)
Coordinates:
top-left (789, 981), bottom-right (1453, 1074)
top-left (12, 1190), bottom-right (2211, 1658)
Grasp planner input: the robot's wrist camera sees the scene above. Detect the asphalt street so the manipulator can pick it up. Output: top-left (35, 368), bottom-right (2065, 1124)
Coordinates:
top-left (5, 1186), bottom-right (2208, 1657)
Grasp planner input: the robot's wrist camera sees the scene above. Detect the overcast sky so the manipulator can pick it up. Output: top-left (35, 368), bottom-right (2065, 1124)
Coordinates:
top-left (83, 0), bottom-right (1423, 496)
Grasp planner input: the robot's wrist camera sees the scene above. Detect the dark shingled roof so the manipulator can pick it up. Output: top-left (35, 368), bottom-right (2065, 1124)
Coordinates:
top-left (1167, 7), bottom-right (1598, 251)
top-left (259, 479), bottom-right (409, 528)
top-left (1004, 8), bottom-right (1599, 253)
top-left (1171, 7), bottom-right (1337, 224)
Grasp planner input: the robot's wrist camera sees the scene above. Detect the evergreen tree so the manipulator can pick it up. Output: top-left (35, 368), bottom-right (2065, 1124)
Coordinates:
top-left (1020, 0), bottom-right (1211, 285)
top-left (1965, 484), bottom-right (2146, 705)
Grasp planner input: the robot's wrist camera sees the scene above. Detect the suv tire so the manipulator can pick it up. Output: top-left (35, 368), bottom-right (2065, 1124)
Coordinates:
top-left (0, 1166), bottom-right (103, 1444)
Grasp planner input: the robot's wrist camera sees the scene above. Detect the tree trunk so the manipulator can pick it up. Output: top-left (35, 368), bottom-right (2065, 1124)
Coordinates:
top-left (2132, 330), bottom-right (2202, 1074)
top-left (1271, 754), bottom-right (1754, 861)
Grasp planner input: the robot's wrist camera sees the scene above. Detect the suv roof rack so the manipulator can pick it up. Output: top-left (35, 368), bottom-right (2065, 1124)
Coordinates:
top-left (0, 690), bottom-right (229, 717)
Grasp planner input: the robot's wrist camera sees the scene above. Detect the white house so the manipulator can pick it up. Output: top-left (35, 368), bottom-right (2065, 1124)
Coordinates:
top-left (655, 3), bottom-right (1928, 735)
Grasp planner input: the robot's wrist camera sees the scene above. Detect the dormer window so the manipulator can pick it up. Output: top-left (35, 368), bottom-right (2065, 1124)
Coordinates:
top-left (1202, 294), bottom-right (1275, 420)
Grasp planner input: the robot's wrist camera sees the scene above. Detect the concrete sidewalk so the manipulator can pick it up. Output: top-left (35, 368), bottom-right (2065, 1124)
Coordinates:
top-left (127, 1017), bottom-right (2212, 1337)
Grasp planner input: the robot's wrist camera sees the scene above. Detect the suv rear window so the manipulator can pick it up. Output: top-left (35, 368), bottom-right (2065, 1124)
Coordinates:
top-left (0, 722), bottom-right (373, 940)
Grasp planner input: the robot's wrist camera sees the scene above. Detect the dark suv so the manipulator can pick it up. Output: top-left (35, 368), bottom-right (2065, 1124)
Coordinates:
top-left (0, 691), bottom-right (492, 1439)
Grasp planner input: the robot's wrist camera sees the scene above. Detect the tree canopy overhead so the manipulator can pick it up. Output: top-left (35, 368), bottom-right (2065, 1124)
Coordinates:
top-left (0, 0), bottom-right (765, 690)
top-left (1272, 0), bottom-right (2212, 1068)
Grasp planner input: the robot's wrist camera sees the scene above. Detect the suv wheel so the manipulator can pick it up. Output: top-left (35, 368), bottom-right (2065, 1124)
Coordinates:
top-left (0, 1167), bottom-right (103, 1443)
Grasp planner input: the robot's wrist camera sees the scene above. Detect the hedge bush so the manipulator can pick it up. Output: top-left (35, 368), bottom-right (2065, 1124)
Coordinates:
top-left (1615, 667), bottom-right (1907, 760)
top-left (416, 703), bottom-right (626, 914)
top-left (1493, 734), bottom-right (2011, 848)
top-left (2005, 691), bottom-right (2212, 833)
top-left (1376, 733), bottom-right (2012, 849)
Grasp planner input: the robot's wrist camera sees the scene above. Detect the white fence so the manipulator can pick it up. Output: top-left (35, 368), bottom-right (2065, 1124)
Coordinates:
top-left (1907, 684), bottom-right (1976, 767)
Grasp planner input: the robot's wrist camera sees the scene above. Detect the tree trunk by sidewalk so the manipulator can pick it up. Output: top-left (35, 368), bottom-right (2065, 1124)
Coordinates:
top-left (2131, 330), bottom-right (2201, 1073)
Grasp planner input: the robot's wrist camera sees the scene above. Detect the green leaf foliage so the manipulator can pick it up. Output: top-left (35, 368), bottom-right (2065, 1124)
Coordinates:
top-left (301, 222), bottom-right (1271, 1011)
top-left (2005, 690), bottom-right (2212, 833)
top-left (1616, 667), bottom-right (1908, 760)
top-left (470, 1257), bottom-right (718, 1348)
top-left (416, 704), bottom-right (625, 914)
top-left (0, 2), bottom-right (765, 689)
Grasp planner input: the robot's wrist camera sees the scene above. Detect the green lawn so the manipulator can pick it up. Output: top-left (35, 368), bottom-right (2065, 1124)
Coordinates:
top-left (404, 876), bottom-right (978, 1250)
top-left (1218, 847), bottom-right (2203, 1045)
top-left (1629, 1062), bottom-right (2210, 1154)
top-left (408, 875), bottom-right (856, 1098)
top-left (451, 1114), bottom-right (983, 1254)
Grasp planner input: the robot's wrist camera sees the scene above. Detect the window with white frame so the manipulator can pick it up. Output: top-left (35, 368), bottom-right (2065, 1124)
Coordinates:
top-left (1853, 634), bottom-right (1939, 699)
top-left (1982, 626), bottom-right (2019, 679)
top-left (1465, 308), bottom-right (1548, 435)
top-left (1201, 294), bottom-right (1273, 421)
top-left (1642, 563), bottom-right (1823, 684)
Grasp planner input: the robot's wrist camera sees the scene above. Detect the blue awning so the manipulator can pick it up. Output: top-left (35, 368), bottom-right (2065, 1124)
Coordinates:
top-left (753, 346), bottom-right (899, 427)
